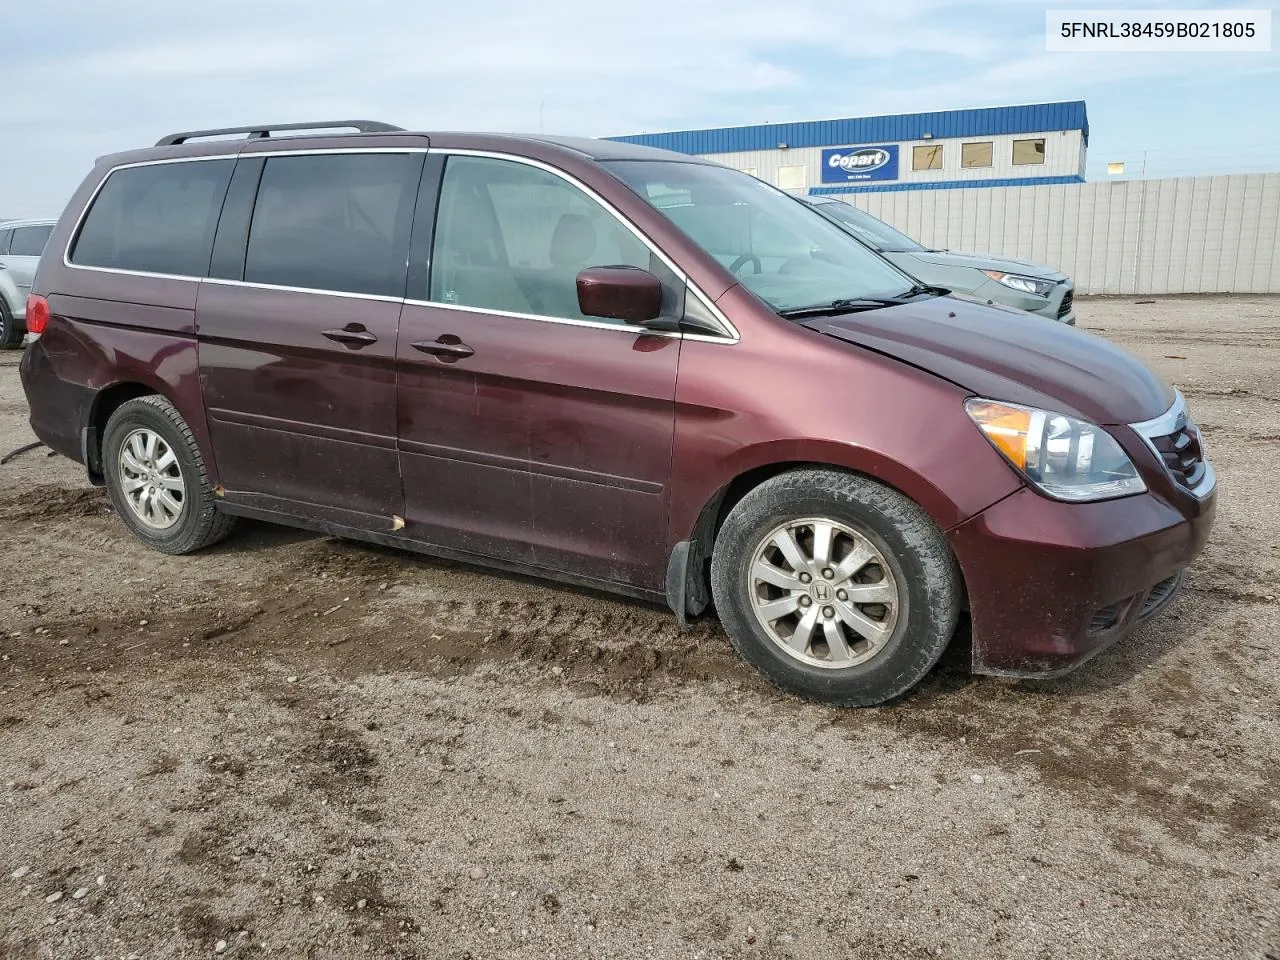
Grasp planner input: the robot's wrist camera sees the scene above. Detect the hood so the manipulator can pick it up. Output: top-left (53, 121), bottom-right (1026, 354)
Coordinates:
top-left (803, 295), bottom-right (1173, 424)
top-left (902, 249), bottom-right (1067, 282)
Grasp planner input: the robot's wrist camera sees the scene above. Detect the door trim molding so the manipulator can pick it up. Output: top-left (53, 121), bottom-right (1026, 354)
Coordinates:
top-left (207, 407), bottom-right (397, 449)
top-left (399, 438), bottom-right (665, 494)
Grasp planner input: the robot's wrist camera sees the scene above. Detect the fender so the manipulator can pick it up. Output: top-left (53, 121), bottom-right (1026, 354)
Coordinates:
top-left (28, 301), bottom-right (221, 487)
top-left (667, 288), bottom-right (1026, 555)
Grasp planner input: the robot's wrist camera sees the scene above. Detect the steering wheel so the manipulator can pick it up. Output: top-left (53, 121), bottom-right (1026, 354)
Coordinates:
top-left (728, 254), bottom-right (763, 276)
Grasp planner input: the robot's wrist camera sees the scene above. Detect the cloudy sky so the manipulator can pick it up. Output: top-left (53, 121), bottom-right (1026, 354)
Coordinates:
top-left (2, 0), bottom-right (1276, 217)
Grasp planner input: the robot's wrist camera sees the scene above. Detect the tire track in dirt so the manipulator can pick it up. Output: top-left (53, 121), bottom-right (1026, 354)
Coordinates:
top-left (0, 484), bottom-right (110, 522)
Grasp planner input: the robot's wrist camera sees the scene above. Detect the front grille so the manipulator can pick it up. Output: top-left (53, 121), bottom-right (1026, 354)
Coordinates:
top-left (1131, 393), bottom-right (1214, 498)
top-left (1141, 573), bottom-right (1181, 617)
top-left (1057, 289), bottom-right (1073, 317)
top-left (1149, 425), bottom-right (1206, 490)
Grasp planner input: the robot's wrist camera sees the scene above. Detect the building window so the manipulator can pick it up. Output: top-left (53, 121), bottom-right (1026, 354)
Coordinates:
top-left (961, 142), bottom-right (993, 168)
top-left (912, 144), bottom-right (943, 171)
top-left (1012, 139), bottom-right (1046, 165)
top-left (738, 167), bottom-right (759, 178)
top-left (776, 165), bottom-right (806, 190)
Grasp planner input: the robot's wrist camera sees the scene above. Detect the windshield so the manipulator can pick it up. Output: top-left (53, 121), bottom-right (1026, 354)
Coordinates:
top-left (604, 161), bottom-right (918, 313)
top-left (810, 201), bottom-right (926, 252)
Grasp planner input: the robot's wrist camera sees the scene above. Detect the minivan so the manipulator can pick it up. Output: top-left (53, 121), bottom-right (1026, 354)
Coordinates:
top-left (20, 121), bottom-right (1216, 706)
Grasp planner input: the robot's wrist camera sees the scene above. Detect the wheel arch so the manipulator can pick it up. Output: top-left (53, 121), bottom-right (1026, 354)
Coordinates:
top-left (669, 448), bottom-right (973, 622)
top-left (83, 380), bottom-right (175, 483)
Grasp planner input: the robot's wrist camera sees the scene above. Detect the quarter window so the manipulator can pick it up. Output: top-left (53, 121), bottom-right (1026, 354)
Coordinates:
top-left (961, 142), bottom-right (993, 168)
top-left (913, 144), bottom-right (943, 171)
top-left (428, 155), bottom-right (675, 324)
top-left (0, 230), bottom-right (11, 255)
top-left (244, 153), bottom-right (420, 296)
top-left (71, 160), bottom-right (234, 276)
top-left (1013, 139), bottom-right (1046, 165)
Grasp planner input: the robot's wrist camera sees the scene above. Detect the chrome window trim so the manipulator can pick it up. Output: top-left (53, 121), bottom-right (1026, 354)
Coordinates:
top-left (428, 148), bottom-right (739, 343)
top-left (1129, 390), bottom-right (1216, 500)
top-left (402, 298), bottom-right (680, 338)
top-left (202, 277), bottom-right (404, 303)
top-left (58, 145), bottom-right (740, 344)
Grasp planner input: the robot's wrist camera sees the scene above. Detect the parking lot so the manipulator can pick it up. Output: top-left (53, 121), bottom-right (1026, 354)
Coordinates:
top-left (0, 295), bottom-right (1276, 959)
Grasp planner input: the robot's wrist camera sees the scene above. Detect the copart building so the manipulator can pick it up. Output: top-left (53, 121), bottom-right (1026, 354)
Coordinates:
top-left (607, 101), bottom-right (1088, 196)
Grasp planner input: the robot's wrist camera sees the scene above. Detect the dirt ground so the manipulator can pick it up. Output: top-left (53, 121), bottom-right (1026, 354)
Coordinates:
top-left (0, 295), bottom-right (1276, 960)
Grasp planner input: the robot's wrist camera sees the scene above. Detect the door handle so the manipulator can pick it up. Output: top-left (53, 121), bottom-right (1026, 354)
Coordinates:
top-left (322, 323), bottom-right (378, 348)
top-left (411, 337), bottom-right (474, 361)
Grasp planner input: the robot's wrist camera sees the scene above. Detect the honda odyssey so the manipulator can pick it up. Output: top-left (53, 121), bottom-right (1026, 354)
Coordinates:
top-left (20, 121), bottom-right (1215, 706)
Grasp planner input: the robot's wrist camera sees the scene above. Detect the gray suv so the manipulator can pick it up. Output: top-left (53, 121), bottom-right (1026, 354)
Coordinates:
top-left (0, 219), bottom-right (56, 347)
top-left (803, 197), bottom-right (1075, 325)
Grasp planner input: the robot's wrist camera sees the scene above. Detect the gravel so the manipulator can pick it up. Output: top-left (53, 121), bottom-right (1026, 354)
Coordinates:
top-left (1, 296), bottom-right (1278, 959)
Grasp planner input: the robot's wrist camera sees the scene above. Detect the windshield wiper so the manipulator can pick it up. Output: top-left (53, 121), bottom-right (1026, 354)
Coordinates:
top-left (778, 297), bottom-right (908, 319)
top-left (778, 285), bottom-right (943, 319)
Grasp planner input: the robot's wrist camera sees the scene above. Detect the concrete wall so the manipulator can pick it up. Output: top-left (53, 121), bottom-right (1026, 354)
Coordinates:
top-left (824, 173), bottom-right (1280, 295)
top-left (709, 129), bottom-right (1085, 194)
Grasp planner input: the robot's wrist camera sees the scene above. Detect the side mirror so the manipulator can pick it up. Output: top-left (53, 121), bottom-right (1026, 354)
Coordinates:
top-left (576, 266), bottom-right (663, 326)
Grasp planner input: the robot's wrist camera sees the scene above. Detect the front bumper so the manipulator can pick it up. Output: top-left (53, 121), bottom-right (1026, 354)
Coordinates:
top-left (948, 484), bottom-right (1216, 677)
top-left (975, 279), bottom-right (1075, 325)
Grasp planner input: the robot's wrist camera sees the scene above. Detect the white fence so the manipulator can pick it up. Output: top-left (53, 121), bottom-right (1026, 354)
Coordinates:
top-left (831, 173), bottom-right (1280, 295)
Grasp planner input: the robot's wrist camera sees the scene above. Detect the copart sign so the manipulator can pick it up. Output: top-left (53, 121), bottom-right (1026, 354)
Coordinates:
top-left (821, 145), bottom-right (899, 183)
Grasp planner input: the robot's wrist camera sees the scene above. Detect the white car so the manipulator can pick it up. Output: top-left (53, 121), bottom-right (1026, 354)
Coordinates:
top-left (0, 219), bottom-right (56, 348)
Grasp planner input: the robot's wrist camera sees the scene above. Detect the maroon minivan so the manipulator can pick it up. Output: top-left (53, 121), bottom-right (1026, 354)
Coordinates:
top-left (20, 121), bottom-right (1216, 705)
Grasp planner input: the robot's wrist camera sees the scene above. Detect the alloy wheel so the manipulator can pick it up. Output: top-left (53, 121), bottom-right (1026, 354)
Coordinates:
top-left (118, 428), bottom-right (186, 530)
top-left (748, 517), bottom-right (900, 669)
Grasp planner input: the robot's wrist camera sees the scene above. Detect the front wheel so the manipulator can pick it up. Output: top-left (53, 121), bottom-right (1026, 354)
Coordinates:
top-left (711, 469), bottom-right (961, 707)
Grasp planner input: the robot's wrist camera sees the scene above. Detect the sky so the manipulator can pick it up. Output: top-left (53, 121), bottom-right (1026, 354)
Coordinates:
top-left (1, 0), bottom-right (1277, 218)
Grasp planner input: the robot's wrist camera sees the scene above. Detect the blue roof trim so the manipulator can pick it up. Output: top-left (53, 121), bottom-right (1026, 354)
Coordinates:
top-left (608, 102), bottom-right (1088, 154)
top-left (808, 175), bottom-right (1086, 195)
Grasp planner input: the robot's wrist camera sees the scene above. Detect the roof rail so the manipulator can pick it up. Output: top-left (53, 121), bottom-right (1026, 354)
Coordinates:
top-left (155, 120), bottom-right (405, 147)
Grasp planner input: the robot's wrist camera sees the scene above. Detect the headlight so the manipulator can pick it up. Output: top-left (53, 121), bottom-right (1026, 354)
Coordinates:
top-left (982, 270), bottom-right (1055, 297)
top-left (965, 399), bottom-right (1147, 502)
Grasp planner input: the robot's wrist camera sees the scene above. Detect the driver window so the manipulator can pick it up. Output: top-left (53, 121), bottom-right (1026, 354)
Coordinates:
top-left (429, 156), bottom-right (678, 324)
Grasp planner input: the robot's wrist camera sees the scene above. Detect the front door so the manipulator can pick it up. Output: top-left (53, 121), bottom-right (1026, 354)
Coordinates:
top-left (396, 153), bottom-right (681, 588)
top-left (196, 151), bottom-right (424, 526)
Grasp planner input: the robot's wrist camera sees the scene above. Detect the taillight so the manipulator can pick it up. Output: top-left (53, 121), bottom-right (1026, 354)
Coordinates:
top-left (26, 295), bottom-right (49, 338)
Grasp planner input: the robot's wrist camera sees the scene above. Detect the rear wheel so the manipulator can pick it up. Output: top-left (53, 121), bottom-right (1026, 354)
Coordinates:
top-left (711, 468), bottom-right (961, 706)
top-left (0, 299), bottom-right (22, 349)
top-left (102, 395), bottom-right (236, 554)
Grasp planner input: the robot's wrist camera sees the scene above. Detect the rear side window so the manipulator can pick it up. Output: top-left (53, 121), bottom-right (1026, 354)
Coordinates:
top-left (71, 160), bottom-right (233, 276)
top-left (244, 153), bottom-right (419, 297)
top-left (0, 230), bottom-right (12, 255)
top-left (10, 224), bottom-right (53, 256)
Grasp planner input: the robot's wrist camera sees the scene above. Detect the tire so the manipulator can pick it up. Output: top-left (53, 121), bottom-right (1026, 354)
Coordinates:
top-left (711, 468), bottom-right (961, 707)
top-left (102, 395), bottom-right (237, 555)
top-left (0, 298), bottom-right (23, 349)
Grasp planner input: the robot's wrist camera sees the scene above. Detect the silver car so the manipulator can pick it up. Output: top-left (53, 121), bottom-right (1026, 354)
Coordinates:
top-left (802, 197), bottom-right (1075, 325)
top-left (0, 218), bottom-right (56, 348)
